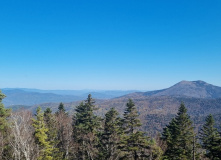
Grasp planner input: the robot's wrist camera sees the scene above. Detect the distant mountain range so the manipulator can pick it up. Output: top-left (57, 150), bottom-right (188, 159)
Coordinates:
top-left (1, 89), bottom-right (81, 106)
top-left (1, 88), bottom-right (139, 106)
top-left (2, 80), bottom-right (221, 107)
top-left (2, 80), bottom-right (221, 135)
top-left (96, 80), bottom-right (221, 135)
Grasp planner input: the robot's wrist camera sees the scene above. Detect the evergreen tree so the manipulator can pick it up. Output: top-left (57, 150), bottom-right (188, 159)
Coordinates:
top-left (218, 129), bottom-right (221, 159)
top-left (0, 90), bottom-right (12, 159)
top-left (55, 102), bottom-right (67, 117)
top-left (44, 108), bottom-right (53, 130)
top-left (58, 102), bottom-right (65, 113)
top-left (120, 99), bottom-right (149, 160)
top-left (33, 107), bottom-right (53, 160)
top-left (44, 108), bottom-right (62, 159)
top-left (0, 91), bottom-right (11, 133)
top-left (44, 108), bottom-right (56, 141)
top-left (162, 103), bottom-right (195, 160)
top-left (44, 108), bottom-right (57, 140)
top-left (148, 138), bottom-right (163, 160)
top-left (99, 107), bottom-right (122, 160)
top-left (73, 94), bottom-right (100, 160)
top-left (199, 114), bottom-right (221, 160)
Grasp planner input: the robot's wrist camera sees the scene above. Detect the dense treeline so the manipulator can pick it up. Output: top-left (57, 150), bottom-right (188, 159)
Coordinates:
top-left (0, 90), bottom-right (221, 160)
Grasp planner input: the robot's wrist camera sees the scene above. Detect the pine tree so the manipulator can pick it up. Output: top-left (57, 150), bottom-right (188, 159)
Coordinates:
top-left (73, 94), bottom-right (100, 160)
top-left (44, 108), bottom-right (57, 142)
top-left (44, 108), bottom-right (62, 159)
top-left (33, 107), bottom-right (53, 160)
top-left (148, 138), bottom-right (163, 160)
top-left (99, 107), bottom-right (122, 160)
top-left (162, 103), bottom-right (195, 160)
top-left (218, 129), bottom-right (221, 159)
top-left (199, 114), bottom-right (221, 160)
top-left (120, 99), bottom-right (149, 160)
top-left (0, 91), bottom-right (11, 133)
top-left (0, 90), bottom-right (12, 159)
top-left (58, 102), bottom-right (65, 113)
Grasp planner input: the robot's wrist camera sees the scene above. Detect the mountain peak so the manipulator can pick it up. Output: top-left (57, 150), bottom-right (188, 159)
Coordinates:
top-left (178, 80), bottom-right (207, 85)
top-left (174, 80), bottom-right (211, 89)
top-left (143, 80), bottom-right (221, 98)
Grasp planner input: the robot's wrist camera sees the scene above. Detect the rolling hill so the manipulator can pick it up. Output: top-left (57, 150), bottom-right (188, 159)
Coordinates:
top-left (1, 89), bottom-right (82, 106)
top-left (1, 88), bottom-right (138, 106)
top-left (3, 80), bottom-right (221, 136)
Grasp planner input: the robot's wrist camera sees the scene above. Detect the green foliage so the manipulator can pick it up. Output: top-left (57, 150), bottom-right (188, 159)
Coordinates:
top-left (162, 103), bottom-right (195, 160)
top-left (123, 99), bottom-right (142, 133)
top-left (0, 90), bottom-right (12, 159)
top-left (44, 108), bottom-right (63, 159)
top-left (120, 99), bottom-right (150, 160)
top-left (74, 94), bottom-right (99, 134)
top-left (99, 107), bottom-right (122, 159)
top-left (148, 138), bottom-right (164, 160)
top-left (3, 91), bottom-right (221, 160)
top-left (73, 94), bottom-right (100, 160)
top-left (58, 102), bottom-right (66, 113)
top-left (199, 114), bottom-right (221, 159)
top-left (33, 107), bottom-right (53, 160)
top-left (44, 107), bottom-right (52, 115)
top-left (44, 108), bottom-right (57, 141)
top-left (0, 91), bottom-right (11, 133)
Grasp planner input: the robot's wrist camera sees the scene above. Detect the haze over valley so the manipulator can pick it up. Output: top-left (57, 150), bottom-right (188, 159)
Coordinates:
top-left (3, 80), bottom-right (221, 135)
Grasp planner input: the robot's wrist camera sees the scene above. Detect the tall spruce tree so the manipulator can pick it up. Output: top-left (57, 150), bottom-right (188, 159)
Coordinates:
top-left (58, 102), bottom-right (65, 113)
top-left (44, 108), bottom-right (54, 143)
top-left (120, 99), bottom-right (149, 160)
top-left (44, 108), bottom-right (58, 143)
top-left (0, 91), bottom-right (11, 133)
top-left (44, 108), bottom-right (62, 159)
top-left (0, 90), bottom-right (12, 159)
top-left (199, 114), bottom-right (221, 160)
top-left (73, 94), bottom-right (100, 160)
top-left (99, 107), bottom-right (122, 160)
top-left (162, 103), bottom-right (195, 160)
top-left (33, 107), bottom-right (53, 160)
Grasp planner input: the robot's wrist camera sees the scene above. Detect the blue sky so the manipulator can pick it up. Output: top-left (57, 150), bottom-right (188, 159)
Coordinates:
top-left (0, 0), bottom-right (221, 90)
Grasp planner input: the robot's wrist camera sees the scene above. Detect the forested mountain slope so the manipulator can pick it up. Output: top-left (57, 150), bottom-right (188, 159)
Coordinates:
top-left (126, 80), bottom-right (221, 98)
top-left (5, 81), bottom-right (221, 135)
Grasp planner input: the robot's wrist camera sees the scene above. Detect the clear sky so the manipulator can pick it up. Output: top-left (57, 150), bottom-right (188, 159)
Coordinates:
top-left (0, 0), bottom-right (221, 90)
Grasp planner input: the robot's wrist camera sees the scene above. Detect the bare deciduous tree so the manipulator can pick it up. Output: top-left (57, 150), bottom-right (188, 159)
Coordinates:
top-left (9, 110), bottom-right (38, 160)
top-left (56, 112), bottom-right (75, 159)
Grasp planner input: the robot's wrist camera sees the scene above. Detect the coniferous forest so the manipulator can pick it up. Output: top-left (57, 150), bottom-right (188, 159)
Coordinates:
top-left (0, 90), bottom-right (221, 160)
